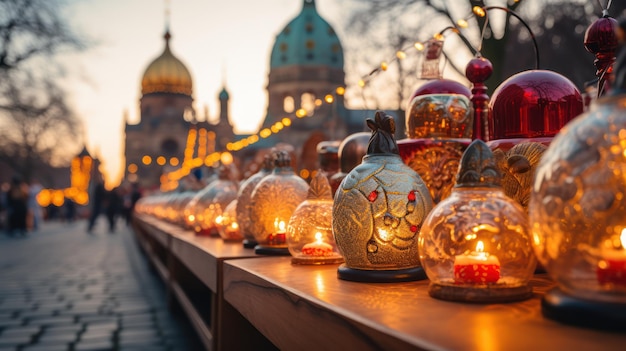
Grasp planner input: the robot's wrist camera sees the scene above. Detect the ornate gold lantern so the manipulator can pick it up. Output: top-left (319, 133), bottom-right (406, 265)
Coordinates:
top-left (250, 150), bottom-right (309, 255)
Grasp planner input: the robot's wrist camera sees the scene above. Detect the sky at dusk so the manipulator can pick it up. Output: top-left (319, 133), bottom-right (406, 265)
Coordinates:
top-left (60, 0), bottom-right (343, 187)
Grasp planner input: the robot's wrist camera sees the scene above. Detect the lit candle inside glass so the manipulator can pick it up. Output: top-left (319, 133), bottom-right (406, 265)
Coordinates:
top-left (302, 232), bottom-right (333, 257)
top-left (453, 241), bottom-right (501, 284)
top-left (597, 229), bottom-right (626, 286)
top-left (268, 218), bottom-right (286, 245)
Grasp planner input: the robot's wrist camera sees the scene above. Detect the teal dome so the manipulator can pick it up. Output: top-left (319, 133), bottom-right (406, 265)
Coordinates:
top-left (270, 0), bottom-right (343, 69)
top-left (219, 87), bottom-right (229, 100)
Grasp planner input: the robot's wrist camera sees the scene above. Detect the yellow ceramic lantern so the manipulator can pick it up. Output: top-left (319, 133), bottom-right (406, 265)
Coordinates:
top-left (333, 111), bottom-right (433, 282)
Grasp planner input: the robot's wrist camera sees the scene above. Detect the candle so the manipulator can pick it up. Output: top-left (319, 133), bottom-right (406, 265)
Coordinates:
top-left (267, 219), bottom-right (287, 245)
top-left (302, 232), bottom-right (334, 257)
top-left (453, 241), bottom-right (501, 284)
top-left (597, 229), bottom-right (626, 286)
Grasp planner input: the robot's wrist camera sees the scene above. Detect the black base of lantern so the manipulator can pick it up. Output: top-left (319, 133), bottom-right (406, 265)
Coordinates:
top-left (429, 282), bottom-right (533, 303)
top-left (542, 287), bottom-right (626, 332)
top-left (337, 264), bottom-right (426, 283)
top-left (254, 245), bottom-right (290, 256)
top-left (242, 239), bottom-right (258, 249)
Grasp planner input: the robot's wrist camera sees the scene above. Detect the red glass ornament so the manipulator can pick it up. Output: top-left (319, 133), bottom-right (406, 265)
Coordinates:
top-left (584, 16), bottom-right (618, 96)
top-left (409, 79), bottom-right (471, 101)
top-left (466, 56), bottom-right (493, 141)
top-left (488, 70), bottom-right (583, 149)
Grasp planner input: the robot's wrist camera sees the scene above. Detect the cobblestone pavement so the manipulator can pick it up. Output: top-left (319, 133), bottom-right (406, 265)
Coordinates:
top-left (0, 218), bottom-right (203, 351)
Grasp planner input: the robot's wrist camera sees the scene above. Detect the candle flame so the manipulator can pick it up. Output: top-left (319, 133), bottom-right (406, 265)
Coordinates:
top-left (279, 221), bottom-right (286, 231)
top-left (231, 222), bottom-right (238, 229)
top-left (215, 215), bottom-right (223, 225)
top-left (315, 232), bottom-right (323, 241)
top-left (476, 241), bottom-right (485, 253)
top-left (621, 228), bottom-right (626, 249)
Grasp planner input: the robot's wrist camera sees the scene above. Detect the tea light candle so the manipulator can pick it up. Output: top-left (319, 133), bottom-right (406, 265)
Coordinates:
top-left (597, 229), bottom-right (626, 286)
top-left (267, 219), bottom-right (287, 245)
top-left (302, 232), bottom-right (333, 257)
top-left (454, 241), bottom-right (501, 284)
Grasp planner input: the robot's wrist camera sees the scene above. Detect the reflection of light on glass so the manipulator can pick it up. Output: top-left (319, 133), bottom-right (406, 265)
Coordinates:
top-left (377, 228), bottom-right (389, 241)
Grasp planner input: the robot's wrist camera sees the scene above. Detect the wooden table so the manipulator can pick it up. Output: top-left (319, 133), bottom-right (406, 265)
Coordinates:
top-left (133, 214), bottom-right (272, 351)
top-left (223, 256), bottom-right (626, 351)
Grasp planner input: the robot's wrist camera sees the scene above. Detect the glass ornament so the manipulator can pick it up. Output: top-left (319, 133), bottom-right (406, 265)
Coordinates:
top-left (250, 150), bottom-right (309, 255)
top-left (287, 171), bottom-right (343, 265)
top-left (333, 111), bottom-right (433, 282)
top-left (397, 93), bottom-right (473, 204)
top-left (235, 154), bottom-right (273, 248)
top-left (216, 199), bottom-right (243, 241)
top-left (419, 139), bottom-right (536, 303)
top-left (186, 164), bottom-right (239, 236)
top-left (316, 140), bottom-right (341, 181)
top-left (529, 20), bottom-right (626, 329)
top-left (584, 14), bottom-right (618, 97)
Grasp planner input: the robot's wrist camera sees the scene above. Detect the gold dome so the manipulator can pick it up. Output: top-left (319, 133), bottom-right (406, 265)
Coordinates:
top-left (141, 31), bottom-right (192, 96)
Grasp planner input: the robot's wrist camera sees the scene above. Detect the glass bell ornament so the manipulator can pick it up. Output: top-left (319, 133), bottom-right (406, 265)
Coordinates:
top-left (397, 93), bottom-right (473, 204)
top-left (333, 111), bottom-right (433, 282)
top-left (250, 150), bottom-right (309, 255)
top-left (328, 132), bottom-right (370, 196)
top-left (529, 19), bottom-right (626, 331)
top-left (185, 163), bottom-right (239, 236)
top-left (236, 154), bottom-right (274, 248)
top-left (287, 171), bottom-right (343, 265)
top-left (216, 199), bottom-right (243, 241)
top-left (419, 139), bottom-right (536, 303)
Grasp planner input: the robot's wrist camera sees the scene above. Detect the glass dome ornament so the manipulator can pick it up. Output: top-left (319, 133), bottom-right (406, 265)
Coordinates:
top-left (216, 199), bottom-right (243, 242)
top-left (186, 163), bottom-right (239, 236)
top-left (328, 132), bottom-right (370, 196)
top-left (333, 111), bottom-right (433, 282)
top-left (419, 139), bottom-right (536, 303)
top-left (287, 171), bottom-right (343, 265)
top-left (397, 93), bottom-right (473, 204)
top-left (529, 18), bottom-right (626, 331)
top-left (250, 150), bottom-right (309, 255)
top-left (235, 154), bottom-right (274, 248)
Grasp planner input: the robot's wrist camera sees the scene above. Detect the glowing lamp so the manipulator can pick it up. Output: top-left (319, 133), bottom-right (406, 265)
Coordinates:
top-left (287, 171), bottom-right (343, 265)
top-left (187, 164), bottom-right (239, 236)
top-left (397, 93), bottom-right (473, 204)
top-left (530, 26), bottom-right (626, 329)
top-left (236, 154), bottom-right (274, 248)
top-left (333, 111), bottom-right (433, 282)
top-left (419, 139), bottom-right (536, 303)
top-left (216, 199), bottom-right (243, 241)
top-left (250, 150), bottom-right (309, 255)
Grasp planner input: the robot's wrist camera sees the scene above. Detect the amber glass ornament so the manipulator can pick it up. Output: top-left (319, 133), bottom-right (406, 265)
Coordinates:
top-left (333, 111), bottom-right (433, 282)
top-left (287, 171), bottom-right (342, 265)
top-left (420, 140), bottom-right (536, 303)
top-left (235, 154), bottom-right (273, 248)
top-left (250, 150), bottom-right (309, 255)
top-left (398, 93), bottom-right (473, 204)
top-left (530, 20), bottom-right (626, 330)
top-left (216, 199), bottom-right (242, 241)
top-left (186, 164), bottom-right (239, 236)
top-left (328, 132), bottom-right (370, 196)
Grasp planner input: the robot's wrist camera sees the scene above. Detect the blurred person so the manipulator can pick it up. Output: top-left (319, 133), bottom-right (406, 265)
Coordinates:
top-left (87, 176), bottom-right (106, 233)
top-left (126, 182), bottom-right (142, 225)
top-left (106, 186), bottom-right (123, 233)
top-left (6, 176), bottom-right (29, 236)
top-left (28, 179), bottom-right (43, 230)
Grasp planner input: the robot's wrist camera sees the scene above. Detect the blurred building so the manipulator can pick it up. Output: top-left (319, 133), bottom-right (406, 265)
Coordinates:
top-left (123, 0), bottom-right (398, 189)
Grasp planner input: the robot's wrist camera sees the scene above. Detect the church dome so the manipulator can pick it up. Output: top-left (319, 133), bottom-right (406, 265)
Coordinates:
top-left (270, 0), bottom-right (343, 69)
top-left (141, 31), bottom-right (193, 96)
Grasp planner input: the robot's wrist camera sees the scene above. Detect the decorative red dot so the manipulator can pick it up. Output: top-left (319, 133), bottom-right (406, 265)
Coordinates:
top-left (410, 225), bottom-right (418, 232)
top-left (408, 190), bottom-right (416, 201)
top-left (368, 190), bottom-right (378, 202)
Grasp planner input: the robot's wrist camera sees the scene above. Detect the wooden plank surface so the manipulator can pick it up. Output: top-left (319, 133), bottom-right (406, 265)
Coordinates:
top-left (223, 257), bottom-right (626, 351)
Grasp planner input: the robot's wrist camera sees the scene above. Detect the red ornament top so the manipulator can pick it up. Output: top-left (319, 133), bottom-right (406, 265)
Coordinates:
top-left (466, 57), bottom-right (493, 84)
top-left (409, 79), bottom-right (471, 102)
top-left (584, 16), bottom-right (618, 96)
top-left (489, 70), bottom-right (583, 140)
